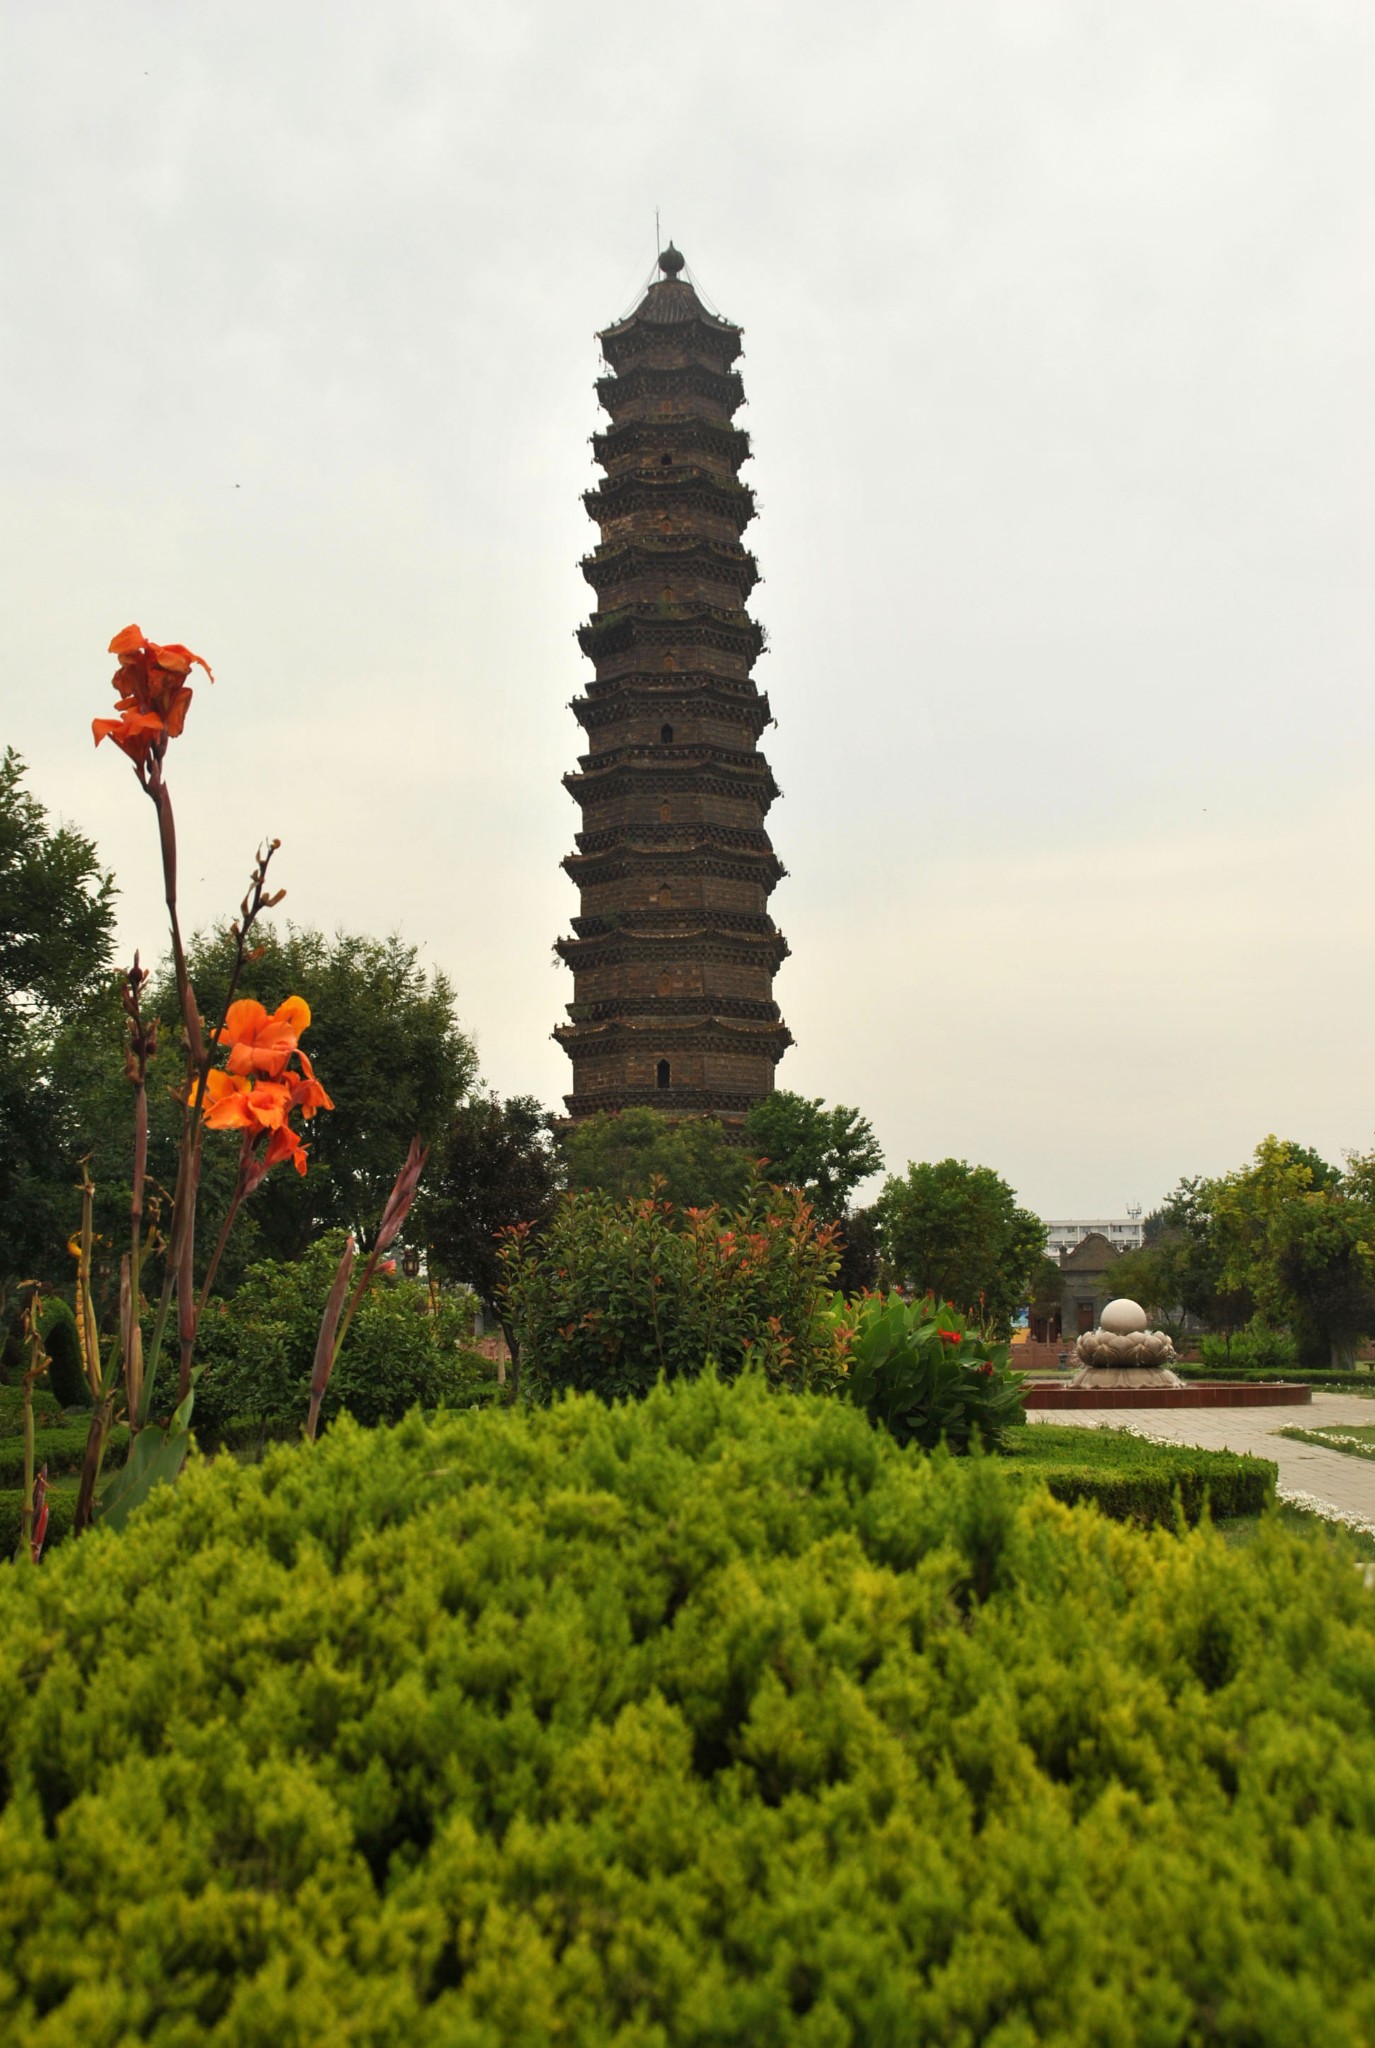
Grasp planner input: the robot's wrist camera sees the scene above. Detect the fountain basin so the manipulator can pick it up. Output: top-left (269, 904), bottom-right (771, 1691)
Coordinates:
top-left (1023, 1381), bottom-right (1312, 1409)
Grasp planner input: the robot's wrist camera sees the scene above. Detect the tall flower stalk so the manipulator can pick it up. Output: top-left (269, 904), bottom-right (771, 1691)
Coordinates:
top-left (73, 625), bottom-right (332, 1532)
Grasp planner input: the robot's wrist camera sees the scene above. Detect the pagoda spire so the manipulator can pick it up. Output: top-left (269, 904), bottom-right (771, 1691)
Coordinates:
top-left (554, 254), bottom-right (792, 1126)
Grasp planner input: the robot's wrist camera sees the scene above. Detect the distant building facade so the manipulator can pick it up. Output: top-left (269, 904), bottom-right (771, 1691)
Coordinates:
top-left (1044, 1215), bottom-right (1144, 1260)
top-left (1029, 1230), bottom-right (1127, 1346)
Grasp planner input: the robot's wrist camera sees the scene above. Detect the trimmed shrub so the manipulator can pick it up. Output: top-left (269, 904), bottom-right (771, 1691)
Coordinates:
top-left (192, 1234), bottom-right (487, 1439)
top-left (0, 1384), bottom-right (67, 1435)
top-left (0, 1482), bottom-right (77, 1557)
top-left (0, 1422), bottom-right (128, 1490)
top-left (1005, 1424), bottom-right (1275, 1524)
top-left (1175, 1363), bottom-right (1371, 1390)
top-left (2, 1376), bottom-right (1373, 2044)
top-left (1200, 1324), bottom-right (1299, 1374)
top-left (499, 1183), bottom-right (840, 1400)
top-left (39, 1296), bottom-right (89, 1408)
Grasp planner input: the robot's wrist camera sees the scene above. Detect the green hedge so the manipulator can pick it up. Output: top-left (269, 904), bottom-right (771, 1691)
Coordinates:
top-left (0, 1482), bottom-right (78, 1558)
top-left (0, 1383), bottom-right (67, 1434)
top-left (3, 1376), bottom-right (1374, 2044)
top-left (0, 1421), bottom-right (128, 1490)
top-left (1005, 1425), bottom-right (1275, 1524)
top-left (1175, 1363), bottom-right (1375, 1392)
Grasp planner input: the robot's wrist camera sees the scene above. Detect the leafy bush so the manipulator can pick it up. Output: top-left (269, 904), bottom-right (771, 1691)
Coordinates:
top-left (499, 1184), bottom-right (840, 1401)
top-left (39, 1296), bottom-right (89, 1407)
top-left (1005, 1425), bottom-right (1275, 1524)
top-left (192, 1234), bottom-right (487, 1438)
top-left (2, 1375), bottom-right (1374, 2043)
top-left (0, 1384), bottom-right (67, 1435)
top-left (1200, 1323), bottom-right (1300, 1373)
top-left (831, 1290), bottom-right (1026, 1451)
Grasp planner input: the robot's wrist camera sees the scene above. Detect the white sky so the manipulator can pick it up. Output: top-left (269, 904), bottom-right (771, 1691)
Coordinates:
top-left (4, 0), bottom-right (1373, 1217)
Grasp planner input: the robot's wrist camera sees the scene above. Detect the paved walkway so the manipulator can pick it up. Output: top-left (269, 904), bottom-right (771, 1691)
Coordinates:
top-left (1031, 1393), bottom-right (1375, 1531)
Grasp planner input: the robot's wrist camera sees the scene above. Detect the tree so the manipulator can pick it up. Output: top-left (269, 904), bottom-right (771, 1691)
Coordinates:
top-left (1209, 1137), bottom-right (1375, 1369)
top-left (0, 752), bottom-right (117, 1289)
top-left (1028, 1254), bottom-right (1064, 1312)
top-left (877, 1159), bottom-right (1045, 1336)
top-left (834, 1204), bottom-right (881, 1295)
top-left (421, 1092), bottom-right (562, 1353)
top-left (562, 1108), bottom-right (754, 1212)
top-left (742, 1092), bottom-right (883, 1222)
top-left (173, 926), bottom-right (479, 1260)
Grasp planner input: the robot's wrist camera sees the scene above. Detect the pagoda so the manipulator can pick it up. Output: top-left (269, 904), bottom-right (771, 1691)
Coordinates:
top-left (555, 246), bottom-right (791, 1126)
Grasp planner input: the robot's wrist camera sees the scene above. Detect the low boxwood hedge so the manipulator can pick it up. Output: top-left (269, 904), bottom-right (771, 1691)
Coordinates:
top-left (0, 1481), bottom-right (78, 1557)
top-left (0, 1421), bottom-right (128, 1490)
top-left (0, 1383), bottom-right (67, 1434)
top-left (1174, 1363), bottom-right (1375, 1390)
top-left (1005, 1424), bottom-right (1275, 1524)
top-left (2, 1375), bottom-right (1373, 2044)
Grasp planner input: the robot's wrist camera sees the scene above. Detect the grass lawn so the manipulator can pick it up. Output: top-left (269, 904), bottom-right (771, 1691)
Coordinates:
top-left (1214, 1499), bottom-right (1375, 1562)
top-left (1279, 1422), bottom-right (1375, 1463)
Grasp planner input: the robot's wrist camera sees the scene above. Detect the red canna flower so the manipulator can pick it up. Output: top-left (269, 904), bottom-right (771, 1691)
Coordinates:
top-left (93, 624), bottom-right (213, 765)
top-left (31, 1466), bottom-right (50, 1563)
top-left (938, 1329), bottom-right (961, 1344)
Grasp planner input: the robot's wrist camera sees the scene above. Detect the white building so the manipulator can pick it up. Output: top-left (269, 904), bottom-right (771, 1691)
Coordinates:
top-left (1044, 1212), bottom-right (1144, 1260)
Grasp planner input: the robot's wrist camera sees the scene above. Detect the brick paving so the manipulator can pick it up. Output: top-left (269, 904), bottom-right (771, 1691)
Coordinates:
top-left (1030, 1392), bottom-right (1375, 1531)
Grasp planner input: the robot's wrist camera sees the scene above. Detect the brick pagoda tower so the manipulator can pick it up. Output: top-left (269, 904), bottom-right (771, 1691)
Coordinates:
top-left (555, 246), bottom-right (791, 1126)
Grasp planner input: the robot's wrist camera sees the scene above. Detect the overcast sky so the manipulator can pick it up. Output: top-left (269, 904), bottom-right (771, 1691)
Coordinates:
top-left (4, 0), bottom-right (1373, 1218)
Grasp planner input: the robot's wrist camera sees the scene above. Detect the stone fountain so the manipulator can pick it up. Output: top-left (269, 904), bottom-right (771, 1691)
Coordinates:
top-left (1067, 1297), bottom-right (1183, 1391)
top-left (1021, 1295), bottom-right (1309, 1408)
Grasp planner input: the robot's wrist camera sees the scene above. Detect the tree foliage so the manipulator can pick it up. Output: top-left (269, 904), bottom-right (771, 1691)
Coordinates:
top-left (175, 925), bottom-right (479, 1259)
top-left (421, 1092), bottom-right (562, 1339)
top-left (1209, 1137), bottom-right (1375, 1369)
top-left (877, 1158), bottom-right (1046, 1335)
top-left (562, 1108), bottom-right (754, 1212)
top-left (833, 1203), bottom-right (881, 1296)
top-left (1126, 1142), bottom-right (1375, 1367)
top-left (0, 752), bottom-right (117, 1288)
top-left (742, 1091), bottom-right (882, 1221)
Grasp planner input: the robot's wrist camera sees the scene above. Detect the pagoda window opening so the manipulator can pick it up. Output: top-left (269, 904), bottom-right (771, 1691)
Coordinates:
top-left (656, 1059), bottom-right (671, 1090)
top-left (660, 452), bottom-right (672, 466)
top-left (657, 882), bottom-right (672, 906)
top-left (660, 723), bottom-right (674, 743)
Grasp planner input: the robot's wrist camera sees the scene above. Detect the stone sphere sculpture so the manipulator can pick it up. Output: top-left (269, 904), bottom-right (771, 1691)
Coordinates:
top-left (1100, 1297), bottom-right (1149, 1336)
top-left (1069, 1296), bottom-right (1180, 1387)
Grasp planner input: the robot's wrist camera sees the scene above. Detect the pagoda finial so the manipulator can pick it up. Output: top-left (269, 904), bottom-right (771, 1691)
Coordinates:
top-left (658, 243), bottom-right (686, 278)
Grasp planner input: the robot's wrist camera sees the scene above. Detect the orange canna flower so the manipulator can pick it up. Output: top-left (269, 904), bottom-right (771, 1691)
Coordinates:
top-left (289, 1049), bottom-right (333, 1119)
top-left (263, 1124), bottom-right (308, 1177)
top-left (202, 1078), bottom-right (292, 1133)
top-left (189, 1067), bottom-right (247, 1114)
top-left (218, 996), bottom-right (310, 1078)
top-left (93, 624), bottom-right (213, 764)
